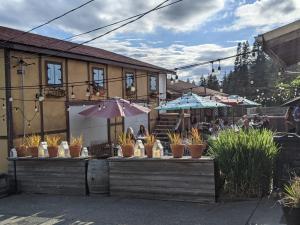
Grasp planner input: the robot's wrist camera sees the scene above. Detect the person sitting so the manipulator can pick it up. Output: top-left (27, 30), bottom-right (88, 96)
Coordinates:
top-left (241, 115), bottom-right (250, 130)
top-left (126, 127), bottom-right (136, 142)
top-left (222, 120), bottom-right (230, 130)
top-left (293, 104), bottom-right (300, 135)
top-left (261, 115), bottom-right (270, 130)
top-left (137, 125), bottom-right (149, 138)
top-left (285, 106), bottom-right (296, 133)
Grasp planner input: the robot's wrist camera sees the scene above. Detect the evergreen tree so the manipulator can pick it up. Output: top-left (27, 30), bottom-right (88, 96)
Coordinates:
top-left (199, 75), bottom-right (206, 86)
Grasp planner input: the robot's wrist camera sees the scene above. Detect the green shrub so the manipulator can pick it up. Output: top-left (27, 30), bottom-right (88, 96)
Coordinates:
top-left (208, 129), bottom-right (279, 198)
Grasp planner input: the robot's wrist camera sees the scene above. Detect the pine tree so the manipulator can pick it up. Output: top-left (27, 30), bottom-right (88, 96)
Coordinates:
top-left (199, 75), bottom-right (206, 86)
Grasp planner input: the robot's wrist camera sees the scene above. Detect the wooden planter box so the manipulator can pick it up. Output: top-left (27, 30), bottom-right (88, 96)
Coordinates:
top-left (108, 156), bottom-right (216, 203)
top-left (0, 174), bottom-right (9, 198)
top-left (8, 158), bottom-right (88, 195)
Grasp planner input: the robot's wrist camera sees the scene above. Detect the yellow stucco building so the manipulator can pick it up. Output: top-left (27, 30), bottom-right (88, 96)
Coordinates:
top-left (0, 26), bottom-right (173, 172)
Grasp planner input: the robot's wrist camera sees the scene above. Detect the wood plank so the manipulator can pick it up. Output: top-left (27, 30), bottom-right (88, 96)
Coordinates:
top-left (8, 159), bottom-right (88, 195)
top-left (109, 157), bottom-right (216, 203)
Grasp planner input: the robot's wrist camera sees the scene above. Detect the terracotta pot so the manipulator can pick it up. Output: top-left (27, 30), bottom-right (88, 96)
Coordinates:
top-left (70, 145), bottom-right (82, 158)
top-left (145, 144), bottom-right (154, 158)
top-left (121, 144), bottom-right (134, 157)
top-left (188, 144), bottom-right (204, 158)
top-left (48, 146), bottom-right (58, 158)
top-left (16, 146), bottom-right (28, 157)
top-left (28, 146), bottom-right (39, 157)
top-left (170, 144), bottom-right (185, 158)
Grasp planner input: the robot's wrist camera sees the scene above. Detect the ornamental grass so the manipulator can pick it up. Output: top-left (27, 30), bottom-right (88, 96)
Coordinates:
top-left (208, 129), bottom-right (279, 198)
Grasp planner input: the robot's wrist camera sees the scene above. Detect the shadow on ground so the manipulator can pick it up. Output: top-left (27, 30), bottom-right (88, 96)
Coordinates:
top-left (0, 194), bottom-right (284, 225)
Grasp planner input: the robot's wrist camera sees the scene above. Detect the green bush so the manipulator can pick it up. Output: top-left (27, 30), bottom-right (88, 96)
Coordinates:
top-left (208, 129), bottom-right (279, 198)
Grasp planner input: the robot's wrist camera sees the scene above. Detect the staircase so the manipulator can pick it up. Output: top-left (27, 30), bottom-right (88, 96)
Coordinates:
top-left (152, 113), bottom-right (180, 154)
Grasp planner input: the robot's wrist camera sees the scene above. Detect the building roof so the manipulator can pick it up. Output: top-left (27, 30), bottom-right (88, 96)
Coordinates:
top-left (256, 20), bottom-right (300, 67)
top-left (0, 26), bottom-right (174, 74)
top-left (167, 79), bottom-right (227, 98)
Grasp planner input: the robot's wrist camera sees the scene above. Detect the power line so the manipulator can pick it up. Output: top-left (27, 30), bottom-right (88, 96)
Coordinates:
top-left (66, 0), bottom-right (170, 51)
top-left (44, 0), bottom-right (183, 46)
top-left (1, 0), bottom-right (96, 44)
top-left (0, 0), bottom-right (181, 68)
top-left (174, 49), bottom-right (258, 71)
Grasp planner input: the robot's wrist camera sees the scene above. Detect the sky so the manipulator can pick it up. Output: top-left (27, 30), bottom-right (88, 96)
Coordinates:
top-left (0, 0), bottom-right (300, 82)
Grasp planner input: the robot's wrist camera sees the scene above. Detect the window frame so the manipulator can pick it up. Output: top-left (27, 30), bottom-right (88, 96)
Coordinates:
top-left (148, 74), bottom-right (159, 93)
top-left (124, 71), bottom-right (135, 91)
top-left (45, 61), bottom-right (63, 86)
top-left (92, 67), bottom-right (105, 89)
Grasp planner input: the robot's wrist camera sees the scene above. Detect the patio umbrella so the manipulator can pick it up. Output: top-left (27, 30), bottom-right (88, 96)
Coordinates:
top-left (79, 97), bottom-right (151, 118)
top-left (228, 95), bottom-right (261, 107)
top-left (79, 97), bottom-right (151, 143)
top-left (282, 96), bottom-right (300, 107)
top-left (155, 93), bottom-right (228, 111)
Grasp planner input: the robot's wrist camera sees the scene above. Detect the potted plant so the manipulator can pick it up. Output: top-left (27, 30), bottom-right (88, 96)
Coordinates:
top-left (167, 132), bottom-right (184, 158)
top-left (16, 142), bottom-right (28, 157)
top-left (188, 128), bottom-right (205, 158)
top-left (118, 132), bottom-right (134, 157)
top-left (281, 176), bottom-right (300, 225)
top-left (145, 135), bottom-right (156, 158)
top-left (69, 135), bottom-right (83, 158)
top-left (25, 135), bottom-right (41, 157)
top-left (45, 135), bottom-right (60, 158)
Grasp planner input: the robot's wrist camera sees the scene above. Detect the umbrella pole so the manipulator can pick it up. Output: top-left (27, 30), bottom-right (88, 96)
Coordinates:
top-left (232, 107), bottom-right (235, 124)
top-left (115, 117), bottom-right (117, 141)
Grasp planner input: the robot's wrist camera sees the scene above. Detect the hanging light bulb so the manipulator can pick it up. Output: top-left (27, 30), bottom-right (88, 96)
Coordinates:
top-left (38, 93), bottom-right (44, 102)
top-left (85, 87), bottom-right (90, 97)
top-left (27, 122), bottom-right (31, 128)
top-left (9, 97), bottom-right (13, 102)
top-left (130, 83), bottom-right (136, 92)
top-left (217, 60), bottom-right (221, 71)
top-left (170, 76), bottom-right (174, 85)
top-left (103, 104), bottom-right (106, 109)
top-left (211, 62), bottom-right (215, 73)
top-left (66, 106), bottom-right (70, 111)
top-left (250, 80), bottom-right (254, 85)
top-left (2, 103), bottom-right (6, 110)
top-left (71, 86), bottom-right (75, 99)
top-left (98, 104), bottom-right (101, 111)
top-left (34, 101), bottom-right (38, 112)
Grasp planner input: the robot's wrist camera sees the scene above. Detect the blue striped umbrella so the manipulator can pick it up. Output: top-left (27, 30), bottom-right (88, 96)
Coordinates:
top-left (156, 93), bottom-right (228, 111)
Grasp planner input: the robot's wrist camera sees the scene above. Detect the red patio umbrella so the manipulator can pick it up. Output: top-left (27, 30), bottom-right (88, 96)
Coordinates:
top-left (78, 97), bottom-right (151, 144)
top-left (79, 97), bottom-right (151, 118)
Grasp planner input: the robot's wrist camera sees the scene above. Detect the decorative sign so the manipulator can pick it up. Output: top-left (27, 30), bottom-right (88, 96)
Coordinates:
top-left (45, 87), bottom-right (66, 98)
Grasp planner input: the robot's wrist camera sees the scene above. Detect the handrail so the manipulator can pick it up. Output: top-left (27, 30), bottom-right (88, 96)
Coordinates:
top-left (174, 117), bottom-right (182, 131)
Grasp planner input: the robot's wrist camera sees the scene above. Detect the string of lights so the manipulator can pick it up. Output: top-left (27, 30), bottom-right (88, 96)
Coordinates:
top-left (0, 72), bottom-right (152, 91)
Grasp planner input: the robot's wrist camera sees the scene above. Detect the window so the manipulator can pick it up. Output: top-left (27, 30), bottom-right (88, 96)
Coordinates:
top-left (46, 62), bottom-right (62, 86)
top-left (149, 75), bottom-right (158, 92)
top-left (93, 68), bottom-right (105, 88)
top-left (125, 72), bottom-right (135, 89)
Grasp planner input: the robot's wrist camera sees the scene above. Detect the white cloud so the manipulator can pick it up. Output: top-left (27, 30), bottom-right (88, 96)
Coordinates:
top-left (223, 0), bottom-right (300, 32)
top-left (0, 0), bottom-right (235, 81)
top-left (89, 38), bottom-right (236, 80)
top-left (0, 0), bottom-right (225, 33)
